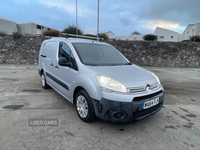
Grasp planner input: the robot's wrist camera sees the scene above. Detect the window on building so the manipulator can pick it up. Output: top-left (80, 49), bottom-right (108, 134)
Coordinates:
top-left (187, 31), bottom-right (189, 35)
top-left (171, 36), bottom-right (173, 38)
top-left (37, 25), bottom-right (41, 34)
top-left (192, 29), bottom-right (194, 35)
top-left (159, 36), bottom-right (164, 39)
top-left (37, 25), bottom-right (41, 29)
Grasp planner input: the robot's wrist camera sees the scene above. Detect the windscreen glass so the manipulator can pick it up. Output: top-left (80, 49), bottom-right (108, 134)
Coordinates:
top-left (73, 43), bottom-right (129, 66)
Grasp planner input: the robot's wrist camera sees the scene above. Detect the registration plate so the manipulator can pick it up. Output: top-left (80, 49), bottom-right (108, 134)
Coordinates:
top-left (143, 98), bottom-right (159, 109)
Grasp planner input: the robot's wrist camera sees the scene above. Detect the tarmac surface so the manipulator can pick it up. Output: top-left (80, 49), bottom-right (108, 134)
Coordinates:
top-left (0, 65), bottom-right (200, 150)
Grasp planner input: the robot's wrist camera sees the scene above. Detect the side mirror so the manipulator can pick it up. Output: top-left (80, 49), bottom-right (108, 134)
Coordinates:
top-left (58, 57), bottom-right (72, 68)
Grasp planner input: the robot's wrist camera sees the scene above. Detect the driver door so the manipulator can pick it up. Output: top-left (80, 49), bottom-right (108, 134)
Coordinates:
top-left (53, 42), bottom-right (78, 102)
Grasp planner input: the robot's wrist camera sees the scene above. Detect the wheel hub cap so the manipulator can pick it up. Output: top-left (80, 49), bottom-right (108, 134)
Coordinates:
top-left (76, 95), bottom-right (88, 118)
top-left (41, 74), bottom-right (45, 87)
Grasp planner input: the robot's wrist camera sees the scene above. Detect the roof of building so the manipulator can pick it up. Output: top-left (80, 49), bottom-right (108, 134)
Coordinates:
top-left (105, 31), bottom-right (115, 35)
top-left (0, 17), bottom-right (17, 24)
top-left (183, 24), bottom-right (195, 34)
top-left (155, 27), bottom-right (179, 34)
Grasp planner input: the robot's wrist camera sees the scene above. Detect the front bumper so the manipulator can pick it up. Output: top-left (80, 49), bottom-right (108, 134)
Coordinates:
top-left (92, 90), bottom-right (164, 123)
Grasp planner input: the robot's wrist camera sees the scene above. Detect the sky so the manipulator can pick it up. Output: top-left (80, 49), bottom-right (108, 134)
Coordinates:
top-left (0, 0), bottom-right (200, 36)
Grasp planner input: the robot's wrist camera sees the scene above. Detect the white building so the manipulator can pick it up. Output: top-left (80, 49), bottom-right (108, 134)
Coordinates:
top-left (0, 17), bottom-right (18, 35)
top-left (0, 17), bottom-right (56, 36)
top-left (106, 31), bottom-right (145, 41)
top-left (18, 22), bottom-right (53, 35)
top-left (105, 31), bottom-right (115, 40)
top-left (183, 23), bottom-right (200, 40)
top-left (115, 36), bottom-right (129, 41)
top-left (154, 27), bottom-right (185, 42)
top-left (129, 34), bottom-right (145, 41)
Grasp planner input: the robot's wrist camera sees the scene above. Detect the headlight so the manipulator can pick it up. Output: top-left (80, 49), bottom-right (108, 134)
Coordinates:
top-left (151, 72), bottom-right (160, 85)
top-left (96, 75), bottom-right (127, 93)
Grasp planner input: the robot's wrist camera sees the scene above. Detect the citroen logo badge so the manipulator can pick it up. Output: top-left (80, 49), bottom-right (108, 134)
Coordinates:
top-left (144, 83), bottom-right (150, 91)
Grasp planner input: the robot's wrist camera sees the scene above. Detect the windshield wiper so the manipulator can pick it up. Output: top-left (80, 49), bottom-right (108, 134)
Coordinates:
top-left (125, 62), bottom-right (132, 65)
top-left (86, 63), bottom-right (98, 66)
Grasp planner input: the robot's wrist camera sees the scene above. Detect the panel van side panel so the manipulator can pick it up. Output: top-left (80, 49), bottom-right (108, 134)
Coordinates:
top-left (42, 41), bottom-right (58, 86)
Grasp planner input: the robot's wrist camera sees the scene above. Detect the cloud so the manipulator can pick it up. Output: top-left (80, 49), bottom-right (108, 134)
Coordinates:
top-left (82, 27), bottom-right (97, 35)
top-left (145, 20), bottom-right (179, 31)
top-left (40, 1), bottom-right (75, 15)
top-left (40, 1), bottom-right (94, 17)
top-left (138, 0), bottom-right (200, 26)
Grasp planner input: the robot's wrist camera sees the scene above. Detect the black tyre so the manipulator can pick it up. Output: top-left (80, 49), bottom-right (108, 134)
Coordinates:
top-left (41, 72), bottom-right (50, 89)
top-left (75, 90), bottom-right (95, 122)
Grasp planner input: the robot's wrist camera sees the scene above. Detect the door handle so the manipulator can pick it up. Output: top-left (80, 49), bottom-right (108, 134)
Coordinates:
top-left (41, 55), bottom-right (46, 58)
top-left (50, 63), bottom-right (54, 67)
top-left (55, 65), bottom-right (59, 69)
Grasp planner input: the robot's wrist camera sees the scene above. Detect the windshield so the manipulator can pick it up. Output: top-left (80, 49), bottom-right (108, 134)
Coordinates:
top-left (72, 43), bottom-right (129, 66)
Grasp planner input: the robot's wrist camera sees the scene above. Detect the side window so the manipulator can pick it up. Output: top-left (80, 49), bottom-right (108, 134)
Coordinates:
top-left (59, 42), bottom-right (70, 62)
top-left (70, 52), bottom-right (77, 70)
top-left (58, 42), bottom-right (78, 71)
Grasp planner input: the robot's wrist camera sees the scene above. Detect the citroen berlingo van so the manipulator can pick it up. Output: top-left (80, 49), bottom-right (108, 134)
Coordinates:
top-left (38, 36), bottom-right (164, 123)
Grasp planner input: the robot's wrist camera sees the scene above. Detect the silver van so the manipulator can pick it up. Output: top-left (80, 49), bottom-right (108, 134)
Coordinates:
top-left (38, 36), bottom-right (164, 123)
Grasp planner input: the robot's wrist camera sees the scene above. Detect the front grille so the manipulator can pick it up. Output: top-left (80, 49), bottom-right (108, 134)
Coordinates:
top-left (133, 90), bottom-right (163, 101)
top-left (133, 103), bottom-right (161, 118)
top-left (128, 82), bottom-right (159, 93)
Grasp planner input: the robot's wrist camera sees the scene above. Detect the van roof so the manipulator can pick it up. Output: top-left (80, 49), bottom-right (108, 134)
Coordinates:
top-left (47, 37), bottom-right (104, 44)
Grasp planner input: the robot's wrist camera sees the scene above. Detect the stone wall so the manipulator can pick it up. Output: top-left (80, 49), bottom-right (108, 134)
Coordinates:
top-left (108, 41), bottom-right (200, 67)
top-left (0, 36), bottom-right (47, 64)
top-left (0, 35), bottom-right (200, 67)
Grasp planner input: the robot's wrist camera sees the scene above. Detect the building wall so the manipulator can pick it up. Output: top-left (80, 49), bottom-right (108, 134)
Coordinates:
top-left (154, 28), bottom-right (179, 42)
top-left (115, 36), bottom-right (129, 41)
top-left (129, 34), bottom-right (145, 41)
top-left (183, 23), bottom-right (200, 40)
top-left (18, 23), bottom-right (51, 35)
top-left (0, 18), bottom-right (18, 35)
top-left (18, 23), bottom-right (34, 35)
top-left (195, 23), bottom-right (200, 36)
top-left (184, 25), bottom-right (195, 40)
top-left (106, 31), bottom-right (115, 37)
top-left (178, 34), bottom-right (185, 42)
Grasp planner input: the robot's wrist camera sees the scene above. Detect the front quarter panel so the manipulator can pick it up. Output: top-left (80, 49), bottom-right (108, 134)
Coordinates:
top-left (70, 73), bottom-right (102, 103)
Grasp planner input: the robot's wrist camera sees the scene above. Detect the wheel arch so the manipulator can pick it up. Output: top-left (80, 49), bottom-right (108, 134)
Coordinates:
top-left (73, 86), bottom-right (86, 104)
top-left (40, 69), bottom-right (44, 76)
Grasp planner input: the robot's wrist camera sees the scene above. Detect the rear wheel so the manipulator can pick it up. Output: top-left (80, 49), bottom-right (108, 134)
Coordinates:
top-left (41, 72), bottom-right (50, 89)
top-left (75, 90), bottom-right (95, 122)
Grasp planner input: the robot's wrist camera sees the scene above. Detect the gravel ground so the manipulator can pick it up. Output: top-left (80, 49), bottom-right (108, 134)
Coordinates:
top-left (0, 65), bottom-right (200, 150)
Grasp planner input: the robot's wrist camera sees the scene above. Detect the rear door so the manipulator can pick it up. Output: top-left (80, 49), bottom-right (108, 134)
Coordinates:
top-left (44, 41), bottom-right (58, 87)
top-left (53, 41), bottom-right (78, 102)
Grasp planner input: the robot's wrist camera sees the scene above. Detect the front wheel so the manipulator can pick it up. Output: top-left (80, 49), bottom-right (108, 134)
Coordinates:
top-left (75, 90), bottom-right (95, 122)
